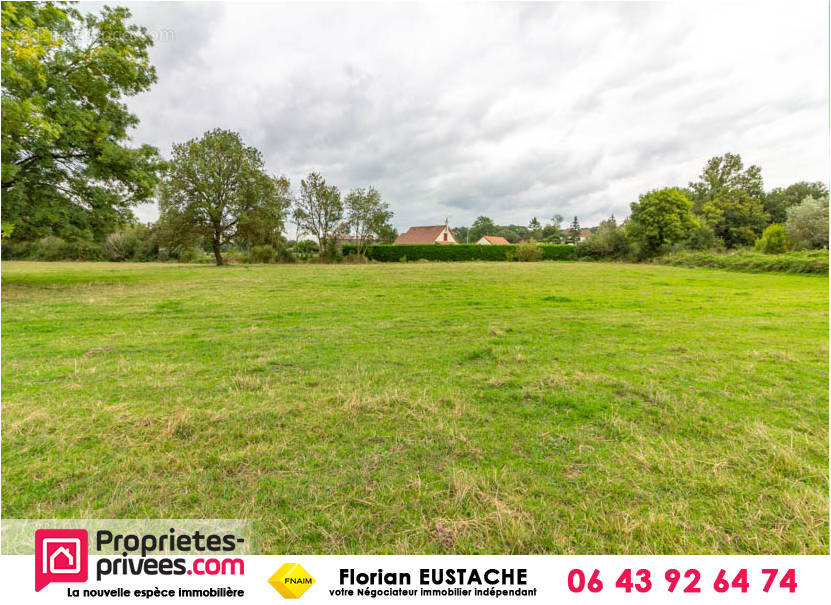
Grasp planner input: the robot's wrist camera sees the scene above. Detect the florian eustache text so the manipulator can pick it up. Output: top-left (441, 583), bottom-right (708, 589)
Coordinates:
top-left (333, 568), bottom-right (537, 598)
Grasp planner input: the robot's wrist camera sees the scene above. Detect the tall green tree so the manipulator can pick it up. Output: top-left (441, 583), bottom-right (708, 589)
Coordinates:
top-left (568, 216), bottom-right (581, 244)
top-left (541, 214), bottom-right (564, 243)
top-left (375, 223), bottom-right (398, 244)
top-left (293, 172), bottom-right (343, 259)
top-left (235, 175), bottom-right (292, 252)
top-left (1, 2), bottom-right (163, 241)
top-left (626, 188), bottom-right (697, 256)
top-left (452, 225), bottom-right (469, 243)
top-left (496, 227), bottom-right (519, 243)
top-left (158, 129), bottom-right (286, 265)
top-left (700, 190), bottom-right (768, 248)
top-left (689, 153), bottom-right (769, 248)
top-left (689, 152), bottom-right (764, 211)
top-left (344, 186), bottom-right (393, 256)
top-left (528, 216), bottom-right (542, 238)
top-left (468, 216), bottom-right (497, 242)
top-left (764, 181), bottom-right (828, 224)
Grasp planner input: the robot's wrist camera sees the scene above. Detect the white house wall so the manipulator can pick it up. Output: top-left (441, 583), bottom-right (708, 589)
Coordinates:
top-left (434, 225), bottom-right (457, 243)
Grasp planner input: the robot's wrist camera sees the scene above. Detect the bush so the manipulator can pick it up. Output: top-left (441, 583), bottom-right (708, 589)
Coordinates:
top-left (105, 231), bottom-right (128, 261)
top-left (250, 245), bottom-right (275, 263)
top-left (515, 242), bottom-right (543, 262)
top-left (344, 243), bottom-right (574, 262)
top-left (26, 236), bottom-right (105, 261)
top-left (222, 250), bottom-right (247, 264)
top-left (65, 239), bottom-right (106, 261)
top-left (104, 225), bottom-right (157, 261)
top-left (786, 195), bottom-right (829, 250)
top-left (754, 224), bottom-right (790, 254)
top-left (32, 236), bottom-right (69, 260)
top-left (658, 250), bottom-right (828, 274)
top-left (681, 224), bottom-right (721, 251)
top-left (178, 247), bottom-right (206, 263)
top-left (341, 251), bottom-right (369, 264)
top-left (577, 221), bottom-right (630, 259)
top-left (2, 237), bottom-right (108, 261)
top-left (1, 239), bottom-right (31, 260)
top-left (275, 246), bottom-right (296, 263)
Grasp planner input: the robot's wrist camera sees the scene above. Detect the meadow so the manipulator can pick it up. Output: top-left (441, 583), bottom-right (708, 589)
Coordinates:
top-left (1, 260), bottom-right (827, 554)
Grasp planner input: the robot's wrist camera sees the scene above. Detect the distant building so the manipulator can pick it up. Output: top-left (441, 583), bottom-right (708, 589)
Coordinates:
top-left (579, 228), bottom-right (592, 242)
top-left (333, 236), bottom-right (378, 249)
top-left (477, 235), bottom-right (511, 245)
top-left (394, 219), bottom-right (457, 244)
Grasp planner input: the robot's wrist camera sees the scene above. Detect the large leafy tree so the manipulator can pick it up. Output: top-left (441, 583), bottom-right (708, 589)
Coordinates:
top-left (689, 153), bottom-right (769, 248)
top-left (344, 186), bottom-right (393, 257)
top-left (541, 214), bottom-right (564, 243)
top-left (626, 188), bottom-right (697, 256)
top-left (700, 190), bottom-right (768, 248)
top-left (235, 175), bottom-right (292, 251)
top-left (158, 129), bottom-right (287, 265)
top-left (375, 222), bottom-right (398, 244)
top-left (1, 1), bottom-right (163, 241)
top-left (764, 181), bottom-right (828, 224)
top-left (689, 152), bottom-right (764, 211)
top-left (468, 215), bottom-right (496, 242)
top-left (452, 225), bottom-right (469, 243)
top-left (496, 227), bottom-right (519, 243)
top-left (292, 172), bottom-right (343, 258)
top-left (785, 195), bottom-right (829, 250)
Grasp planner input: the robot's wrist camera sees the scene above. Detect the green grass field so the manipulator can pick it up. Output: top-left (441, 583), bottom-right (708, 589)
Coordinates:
top-left (1, 261), bottom-right (828, 554)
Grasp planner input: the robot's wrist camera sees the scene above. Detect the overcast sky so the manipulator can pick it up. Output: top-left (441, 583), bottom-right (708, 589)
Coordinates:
top-left (104, 1), bottom-right (828, 231)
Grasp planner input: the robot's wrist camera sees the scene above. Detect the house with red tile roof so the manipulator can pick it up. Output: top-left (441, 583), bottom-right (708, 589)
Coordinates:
top-left (394, 219), bottom-right (457, 244)
top-left (477, 235), bottom-right (511, 245)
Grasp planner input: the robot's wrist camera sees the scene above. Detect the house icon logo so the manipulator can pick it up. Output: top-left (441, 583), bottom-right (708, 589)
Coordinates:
top-left (35, 529), bottom-right (89, 591)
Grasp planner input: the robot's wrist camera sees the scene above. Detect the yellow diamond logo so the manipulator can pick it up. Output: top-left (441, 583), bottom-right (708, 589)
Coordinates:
top-left (268, 563), bottom-right (315, 599)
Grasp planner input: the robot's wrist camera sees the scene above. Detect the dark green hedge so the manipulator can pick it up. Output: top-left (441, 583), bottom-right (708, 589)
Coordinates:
top-left (657, 250), bottom-right (829, 274)
top-left (341, 243), bottom-right (575, 262)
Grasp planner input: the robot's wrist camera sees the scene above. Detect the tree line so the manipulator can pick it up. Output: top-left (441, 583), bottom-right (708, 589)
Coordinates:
top-left (2, 3), bottom-right (827, 266)
top-left (576, 153), bottom-right (828, 260)
top-left (452, 215), bottom-right (583, 245)
top-left (1, 3), bottom-right (396, 265)
top-left (451, 152), bottom-right (828, 259)
top-left (156, 128), bottom-right (396, 265)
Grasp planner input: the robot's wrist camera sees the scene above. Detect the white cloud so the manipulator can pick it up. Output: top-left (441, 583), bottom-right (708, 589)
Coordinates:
top-left (115, 1), bottom-right (828, 229)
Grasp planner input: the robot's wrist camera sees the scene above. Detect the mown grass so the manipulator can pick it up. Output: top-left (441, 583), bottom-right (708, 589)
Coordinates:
top-left (1, 261), bottom-right (827, 554)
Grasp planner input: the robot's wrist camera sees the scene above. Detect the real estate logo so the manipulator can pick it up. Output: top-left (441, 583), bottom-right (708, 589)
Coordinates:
top-left (268, 563), bottom-right (315, 598)
top-left (35, 529), bottom-right (89, 592)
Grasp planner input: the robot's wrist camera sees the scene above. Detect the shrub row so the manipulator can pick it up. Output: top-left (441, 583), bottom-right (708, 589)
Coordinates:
top-left (1, 236), bottom-right (107, 261)
top-left (341, 243), bottom-right (575, 262)
top-left (657, 250), bottom-right (828, 274)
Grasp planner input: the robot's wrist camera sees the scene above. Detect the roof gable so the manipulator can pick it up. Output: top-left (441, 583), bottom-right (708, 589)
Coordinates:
top-left (481, 235), bottom-right (511, 245)
top-left (394, 225), bottom-right (450, 244)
